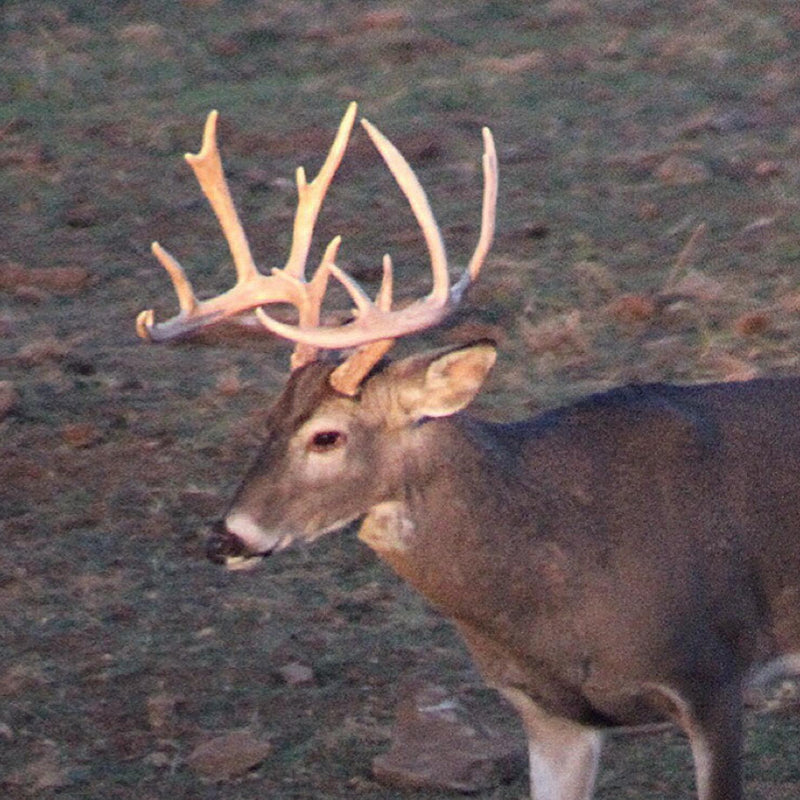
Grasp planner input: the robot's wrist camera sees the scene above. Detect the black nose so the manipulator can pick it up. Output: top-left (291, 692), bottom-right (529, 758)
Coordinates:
top-left (205, 520), bottom-right (250, 564)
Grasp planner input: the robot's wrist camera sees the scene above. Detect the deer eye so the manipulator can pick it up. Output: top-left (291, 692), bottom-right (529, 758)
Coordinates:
top-left (308, 430), bottom-right (346, 453)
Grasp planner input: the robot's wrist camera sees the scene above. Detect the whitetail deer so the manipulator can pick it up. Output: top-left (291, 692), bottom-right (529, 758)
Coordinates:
top-left (138, 103), bottom-right (800, 800)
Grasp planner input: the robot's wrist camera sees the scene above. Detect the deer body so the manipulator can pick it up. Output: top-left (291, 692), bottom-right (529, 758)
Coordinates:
top-left (219, 349), bottom-right (800, 800)
top-left (139, 104), bottom-right (800, 798)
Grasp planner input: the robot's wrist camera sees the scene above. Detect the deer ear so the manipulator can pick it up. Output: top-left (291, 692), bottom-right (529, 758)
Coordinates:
top-left (395, 340), bottom-right (497, 420)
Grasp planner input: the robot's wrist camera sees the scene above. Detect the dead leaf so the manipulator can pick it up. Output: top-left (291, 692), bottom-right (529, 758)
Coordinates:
top-left (654, 154), bottom-right (711, 185)
top-left (0, 381), bottom-right (16, 420)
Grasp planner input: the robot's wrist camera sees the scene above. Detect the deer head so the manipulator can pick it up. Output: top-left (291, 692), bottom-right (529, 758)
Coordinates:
top-left (215, 339), bottom-right (497, 566)
top-left (137, 103), bottom-right (498, 565)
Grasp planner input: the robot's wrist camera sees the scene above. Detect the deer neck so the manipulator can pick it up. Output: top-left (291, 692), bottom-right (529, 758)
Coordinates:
top-left (358, 415), bottom-right (544, 623)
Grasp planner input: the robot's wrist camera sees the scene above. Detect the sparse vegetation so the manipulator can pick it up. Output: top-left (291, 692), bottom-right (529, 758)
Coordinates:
top-left (2, 1), bottom-right (800, 798)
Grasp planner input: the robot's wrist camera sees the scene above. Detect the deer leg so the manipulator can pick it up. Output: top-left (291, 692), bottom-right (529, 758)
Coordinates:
top-left (688, 699), bottom-right (744, 800)
top-left (500, 688), bottom-right (602, 800)
top-left (648, 682), bottom-right (744, 800)
top-left (527, 721), bottom-right (602, 800)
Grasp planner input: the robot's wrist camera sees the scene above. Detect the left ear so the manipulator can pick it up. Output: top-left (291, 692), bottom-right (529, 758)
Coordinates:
top-left (393, 340), bottom-right (497, 421)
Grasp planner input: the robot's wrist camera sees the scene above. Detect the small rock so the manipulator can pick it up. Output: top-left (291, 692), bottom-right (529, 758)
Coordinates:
top-left (186, 729), bottom-right (272, 780)
top-left (277, 661), bottom-right (315, 686)
top-left (373, 683), bottom-right (525, 793)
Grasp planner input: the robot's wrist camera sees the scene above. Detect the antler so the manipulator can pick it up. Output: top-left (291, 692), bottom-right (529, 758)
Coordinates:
top-left (256, 120), bottom-right (498, 395)
top-left (136, 102), bottom-right (358, 367)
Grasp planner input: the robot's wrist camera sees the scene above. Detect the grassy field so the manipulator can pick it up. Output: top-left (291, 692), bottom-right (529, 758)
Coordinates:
top-left (2, 1), bottom-right (800, 798)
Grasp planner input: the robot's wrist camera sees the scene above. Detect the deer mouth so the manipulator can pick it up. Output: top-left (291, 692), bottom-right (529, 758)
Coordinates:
top-left (205, 521), bottom-right (275, 570)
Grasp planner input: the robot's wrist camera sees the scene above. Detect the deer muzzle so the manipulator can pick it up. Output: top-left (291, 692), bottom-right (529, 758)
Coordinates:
top-left (206, 519), bottom-right (272, 570)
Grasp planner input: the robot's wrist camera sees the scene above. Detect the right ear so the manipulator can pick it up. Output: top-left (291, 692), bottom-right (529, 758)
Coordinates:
top-left (392, 340), bottom-right (497, 422)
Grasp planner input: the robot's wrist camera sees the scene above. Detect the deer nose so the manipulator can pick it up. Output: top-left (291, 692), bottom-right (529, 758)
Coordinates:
top-left (205, 519), bottom-right (263, 564)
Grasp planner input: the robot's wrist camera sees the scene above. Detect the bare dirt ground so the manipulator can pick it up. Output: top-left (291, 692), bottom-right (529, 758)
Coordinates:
top-left (2, 2), bottom-right (800, 798)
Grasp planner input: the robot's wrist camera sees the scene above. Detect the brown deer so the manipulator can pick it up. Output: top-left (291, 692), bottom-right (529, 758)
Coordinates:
top-left (138, 103), bottom-right (800, 800)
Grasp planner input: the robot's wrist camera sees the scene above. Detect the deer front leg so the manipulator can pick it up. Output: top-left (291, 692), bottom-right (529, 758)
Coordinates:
top-left (500, 688), bottom-right (602, 800)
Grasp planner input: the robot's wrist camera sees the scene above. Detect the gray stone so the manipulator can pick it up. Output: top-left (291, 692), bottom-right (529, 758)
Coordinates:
top-left (373, 682), bottom-right (525, 793)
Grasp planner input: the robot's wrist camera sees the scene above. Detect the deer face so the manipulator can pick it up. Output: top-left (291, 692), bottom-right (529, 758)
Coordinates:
top-left (208, 342), bottom-right (496, 569)
top-left (211, 362), bottom-right (380, 565)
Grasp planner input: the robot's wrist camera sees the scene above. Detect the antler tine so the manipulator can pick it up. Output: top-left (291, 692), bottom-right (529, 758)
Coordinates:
top-left (375, 252), bottom-right (394, 311)
top-left (457, 127), bottom-right (498, 295)
top-left (362, 121), bottom-right (497, 305)
top-left (137, 103), bottom-right (357, 342)
top-left (285, 102), bottom-right (358, 280)
top-left (360, 119), bottom-right (451, 304)
top-left (185, 110), bottom-right (259, 284)
top-left (289, 235), bottom-right (339, 371)
top-left (135, 242), bottom-right (198, 338)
